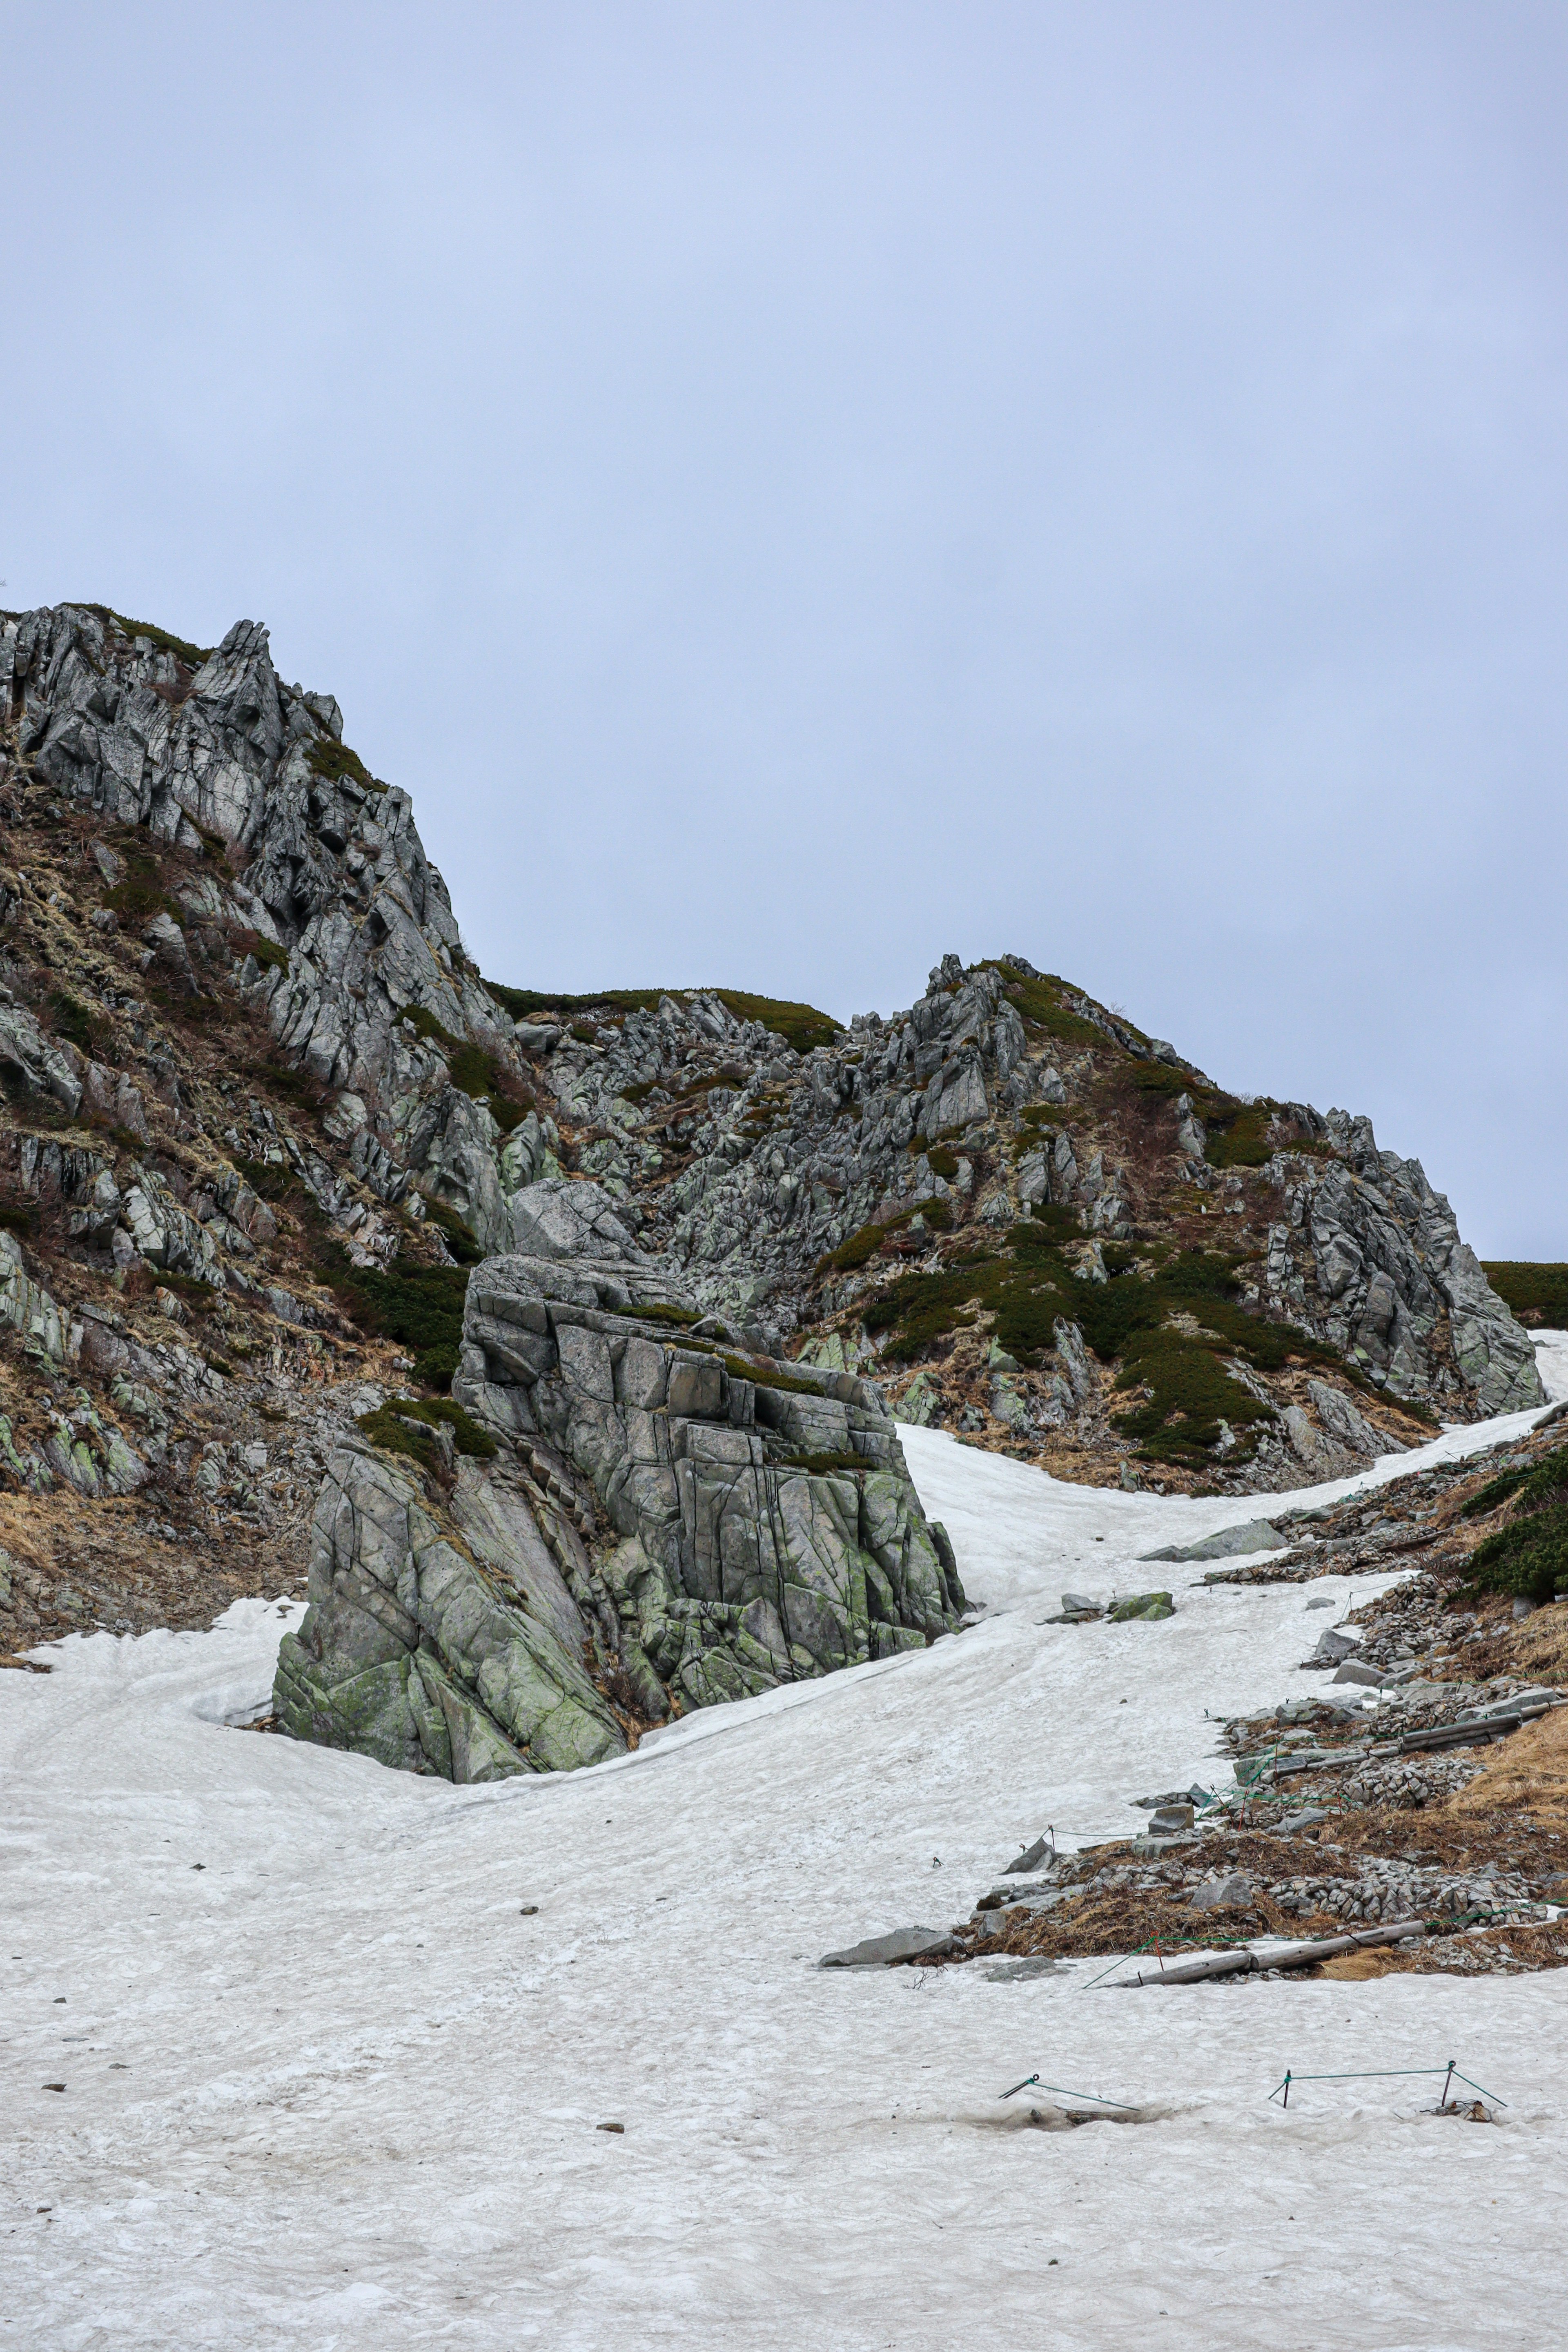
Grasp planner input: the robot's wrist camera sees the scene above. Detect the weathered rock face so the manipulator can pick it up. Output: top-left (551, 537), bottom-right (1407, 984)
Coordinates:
top-left (4, 604), bottom-right (521, 1240)
top-left (512, 953), bottom-right (1543, 1456)
top-left (274, 1440), bottom-right (630, 1780)
top-left (457, 1191), bottom-right (965, 1700)
top-left (1262, 1118), bottom-right (1541, 1419)
top-left (274, 1185), bottom-right (966, 1774)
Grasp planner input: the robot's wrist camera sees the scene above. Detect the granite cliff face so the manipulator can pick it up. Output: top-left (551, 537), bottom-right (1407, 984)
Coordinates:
top-left (0, 601), bottom-right (1545, 1767)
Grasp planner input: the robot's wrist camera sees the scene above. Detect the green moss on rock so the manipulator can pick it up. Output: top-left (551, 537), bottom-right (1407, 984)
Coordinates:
top-left (305, 737), bottom-right (375, 789)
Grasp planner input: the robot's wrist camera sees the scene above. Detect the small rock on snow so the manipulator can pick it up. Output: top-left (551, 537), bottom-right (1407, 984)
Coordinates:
top-left (820, 1926), bottom-right (959, 1968)
top-left (1139, 1520), bottom-right (1282, 1564)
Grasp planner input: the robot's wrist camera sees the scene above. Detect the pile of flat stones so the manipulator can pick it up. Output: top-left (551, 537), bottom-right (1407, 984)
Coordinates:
top-left (1270, 1857), bottom-right (1539, 1925)
top-left (1339, 1753), bottom-right (1482, 1809)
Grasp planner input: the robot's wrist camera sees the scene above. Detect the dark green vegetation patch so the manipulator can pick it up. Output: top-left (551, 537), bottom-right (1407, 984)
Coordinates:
top-left (613, 1299), bottom-right (703, 1327)
top-left (230, 1144), bottom-right (472, 1392)
top-left (778, 1450), bottom-right (870, 1477)
top-left (863, 1231), bottom-right (1341, 1467)
top-left (47, 990), bottom-right (103, 1058)
top-left (244, 1051), bottom-right (325, 1113)
top-left (305, 738), bottom-right (376, 790)
top-left (1461, 1461), bottom-right (1538, 1520)
top-left (1483, 1263), bottom-right (1568, 1330)
top-left (414, 1192), bottom-right (487, 1267)
top-left (710, 991), bottom-right (841, 1055)
top-left (723, 1353), bottom-right (832, 1398)
top-left (485, 983), bottom-right (664, 1022)
top-left (83, 605), bottom-right (214, 670)
top-left (401, 1007), bottom-right (529, 1134)
top-left (993, 969), bottom-right (1106, 1049)
top-left (1129, 1064), bottom-right (1187, 1100)
top-left (323, 1250), bottom-right (470, 1392)
top-left (1463, 1445), bottom-right (1568, 1605)
top-left (815, 1198), bottom-right (953, 1276)
top-left (483, 982), bottom-right (840, 1056)
top-left (1113, 1052), bottom-right (1330, 1173)
top-left (1203, 1101), bottom-right (1281, 1170)
top-left (102, 843), bottom-right (180, 927)
top-left (1125, 1061), bottom-right (1286, 1169)
top-left (356, 1394), bottom-right (499, 1475)
top-left (231, 1154), bottom-right (298, 1205)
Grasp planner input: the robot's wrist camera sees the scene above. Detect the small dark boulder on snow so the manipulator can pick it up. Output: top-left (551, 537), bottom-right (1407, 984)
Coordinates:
top-left (1140, 1520), bottom-right (1283, 1564)
top-left (819, 1925), bottom-right (959, 1968)
top-left (1045, 1592), bottom-right (1105, 1623)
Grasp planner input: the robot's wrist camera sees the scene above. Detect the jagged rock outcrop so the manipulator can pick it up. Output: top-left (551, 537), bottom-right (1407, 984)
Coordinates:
top-left (274, 1183), bottom-right (966, 1775)
top-left (3, 604), bottom-right (522, 1240)
top-left (1262, 1116), bottom-right (1541, 1418)
top-left (511, 951), bottom-right (1541, 1437)
top-left (0, 595), bottom-right (1548, 1695)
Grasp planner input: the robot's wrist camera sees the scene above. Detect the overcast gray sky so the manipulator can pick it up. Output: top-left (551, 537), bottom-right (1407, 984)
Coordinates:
top-left (5, 3), bottom-right (1565, 1255)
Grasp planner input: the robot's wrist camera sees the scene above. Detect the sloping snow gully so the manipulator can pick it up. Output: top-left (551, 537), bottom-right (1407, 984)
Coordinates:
top-left (4, 1335), bottom-right (1566, 2351)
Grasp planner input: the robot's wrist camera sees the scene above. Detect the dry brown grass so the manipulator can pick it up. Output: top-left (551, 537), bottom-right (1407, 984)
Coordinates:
top-left (1321, 1922), bottom-right (1568, 1980)
top-left (1442, 1699), bottom-right (1568, 1829)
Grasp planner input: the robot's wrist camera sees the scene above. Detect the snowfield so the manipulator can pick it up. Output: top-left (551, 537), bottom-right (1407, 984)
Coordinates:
top-left (6, 1336), bottom-right (1567, 2352)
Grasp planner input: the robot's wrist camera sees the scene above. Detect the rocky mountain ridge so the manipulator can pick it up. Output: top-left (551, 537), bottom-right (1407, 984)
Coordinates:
top-left (0, 600), bottom-right (1546, 1772)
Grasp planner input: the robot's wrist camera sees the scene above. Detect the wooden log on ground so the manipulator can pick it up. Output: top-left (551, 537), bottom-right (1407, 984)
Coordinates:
top-left (1267, 1697), bottom-right (1562, 1780)
top-left (1116, 1918), bottom-right (1428, 1987)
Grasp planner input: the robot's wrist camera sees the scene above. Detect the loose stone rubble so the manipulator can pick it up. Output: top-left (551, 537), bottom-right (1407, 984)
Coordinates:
top-left (822, 1422), bottom-right (1568, 1980)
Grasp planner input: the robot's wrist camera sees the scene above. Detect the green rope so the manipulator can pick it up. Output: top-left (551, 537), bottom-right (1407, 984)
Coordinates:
top-left (1079, 1938), bottom-right (1156, 1991)
top-left (1449, 2071), bottom-right (1507, 2104)
top-left (1269, 2062), bottom-right (1507, 2108)
top-left (1000, 2071), bottom-right (1134, 2110)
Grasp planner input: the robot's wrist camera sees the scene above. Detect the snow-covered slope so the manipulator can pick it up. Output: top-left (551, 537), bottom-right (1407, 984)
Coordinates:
top-left (5, 1335), bottom-right (1566, 2351)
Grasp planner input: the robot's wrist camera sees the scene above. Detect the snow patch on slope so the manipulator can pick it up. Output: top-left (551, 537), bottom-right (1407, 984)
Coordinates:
top-left (3, 1340), bottom-right (1565, 2350)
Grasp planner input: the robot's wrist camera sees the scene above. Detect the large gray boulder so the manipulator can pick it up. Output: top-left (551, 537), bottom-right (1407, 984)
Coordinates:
top-left (820, 1926), bottom-right (958, 1967)
top-left (1140, 1517), bottom-right (1283, 1564)
top-left (275, 1208), bottom-right (967, 1779)
top-left (508, 1176), bottom-right (641, 1262)
top-left (452, 1239), bottom-right (967, 1717)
